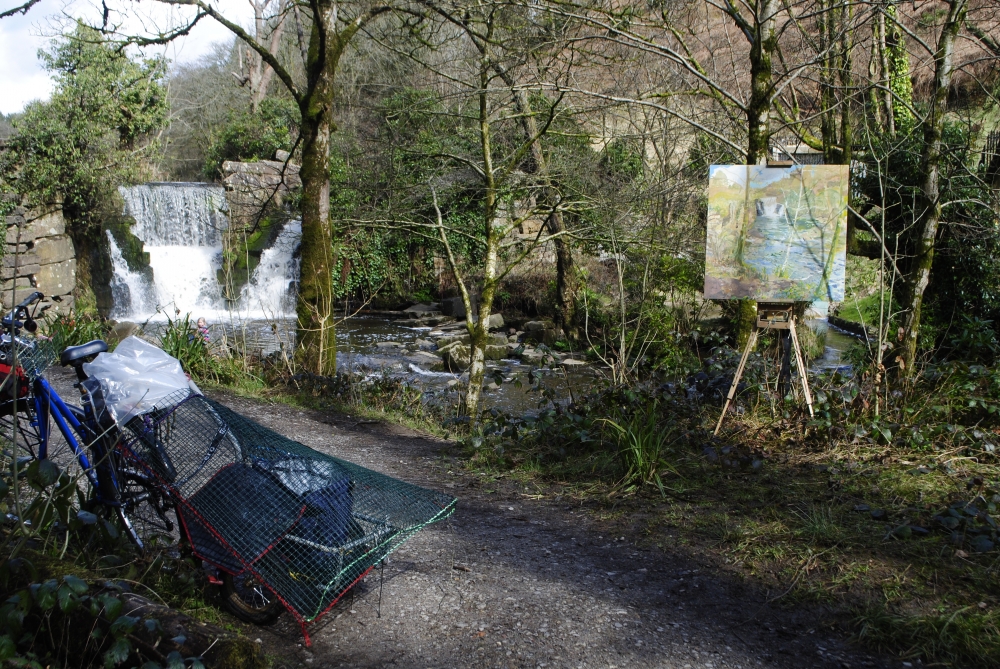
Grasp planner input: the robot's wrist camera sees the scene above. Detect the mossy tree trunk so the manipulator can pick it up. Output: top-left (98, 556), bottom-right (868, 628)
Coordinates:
top-left (725, 0), bottom-right (779, 347)
top-left (297, 101), bottom-right (337, 374)
top-left (898, 0), bottom-right (967, 376)
top-left (163, 0), bottom-right (389, 375)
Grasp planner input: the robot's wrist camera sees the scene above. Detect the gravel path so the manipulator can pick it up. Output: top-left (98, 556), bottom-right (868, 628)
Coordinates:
top-left (205, 392), bottom-right (895, 669)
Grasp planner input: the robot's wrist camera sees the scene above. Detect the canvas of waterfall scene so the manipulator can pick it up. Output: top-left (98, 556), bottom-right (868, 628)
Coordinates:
top-left (704, 165), bottom-right (848, 301)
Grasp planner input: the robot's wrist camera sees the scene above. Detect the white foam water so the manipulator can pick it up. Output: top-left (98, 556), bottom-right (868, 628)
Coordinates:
top-left (107, 231), bottom-right (157, 320)
top-left (114, 183), bottom-right (301, 321)
top-left (239, 220), bottom-right (301, 317)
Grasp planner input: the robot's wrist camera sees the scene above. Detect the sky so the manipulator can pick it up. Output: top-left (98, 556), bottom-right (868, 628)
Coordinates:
top-left (0, 0), bottom-right (254, 115)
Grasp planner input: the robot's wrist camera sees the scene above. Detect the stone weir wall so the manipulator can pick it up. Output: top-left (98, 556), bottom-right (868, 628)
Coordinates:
top-left (2, 203), bottom-right (76, 314)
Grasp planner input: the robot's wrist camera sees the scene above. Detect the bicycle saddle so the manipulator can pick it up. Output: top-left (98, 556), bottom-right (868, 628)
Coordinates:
top-left (60, 340), bottom-right (108, 366)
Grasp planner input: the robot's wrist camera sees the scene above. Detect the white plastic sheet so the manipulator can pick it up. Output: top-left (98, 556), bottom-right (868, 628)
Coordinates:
top-left (83, 336), bottom-right (191, 421)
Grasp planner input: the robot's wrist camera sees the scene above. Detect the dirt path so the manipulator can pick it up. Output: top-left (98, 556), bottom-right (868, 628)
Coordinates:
top-left (205, 392), bottom-right (891, 669)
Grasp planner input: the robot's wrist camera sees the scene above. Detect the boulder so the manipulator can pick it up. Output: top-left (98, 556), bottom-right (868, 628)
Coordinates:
top-left (436, 334), bottom-right (471, 348)
top-left (410, 350), bottom-right (440, 363)
top-left (520, 348), bottom-right (546, 364)
top-left (485, 345), bottom-right (507, 361)
top-left (442, 344), bottom-right (471, 372)
top-left (403, 303), bottom-right (441, 317)
top-left (485, 313), bottom-right (505, 330)
top-left (111, 321), bottom-right (140, 341)
top-left (523, 320), bottom-right (554, 332)
top-left (375, 341), bottom-right (404, 349)
top-left (436, 340), bottom-right (462, 355)
top-left (441, 295), bottom-right (477, 319)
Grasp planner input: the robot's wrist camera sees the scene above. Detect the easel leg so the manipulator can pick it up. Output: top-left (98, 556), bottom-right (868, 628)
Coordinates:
top-left (788, 316), bottom-right (814, 417)
top-left (777, 329), bottom-right (792, 399)
top-left (714, 328), bottom-right (759, 436)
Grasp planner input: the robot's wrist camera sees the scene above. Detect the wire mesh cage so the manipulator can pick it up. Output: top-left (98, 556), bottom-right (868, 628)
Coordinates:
top-left (118, 390), bottom-right (456, 635)
top-left (0, 335), bottom-right (59, 382)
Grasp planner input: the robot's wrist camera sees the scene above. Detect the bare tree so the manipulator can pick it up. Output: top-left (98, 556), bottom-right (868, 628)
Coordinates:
top-left (231, 0), bottom-right (290, 111)
top-left (359, 1), bottom-right (586, 416)
top-left (896, 0), bottom-right (968, 374)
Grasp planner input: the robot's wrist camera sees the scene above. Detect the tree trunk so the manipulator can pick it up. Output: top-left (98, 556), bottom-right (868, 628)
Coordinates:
top-left (745, 0), bottom-right (777, 165)
top-left (463, 71), bottom-right (499, 418)
top-left (551, 217), bottom-right (577, 338)
top-left (296, 108), bottom-right (337, 374)
top-left (512, 89), bottom-right (578, 339)
top-left (732, 0), bottom-right (778, 347)
top-left (295, 8), bottom-right (346, 376)
top-left (898, 0), bottom-right (967, 375)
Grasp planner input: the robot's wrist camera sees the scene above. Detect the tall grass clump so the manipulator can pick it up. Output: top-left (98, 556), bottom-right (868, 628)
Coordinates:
top-left (158, 313), bottom-right (264, 390)
top-left (856, 604), bottom-right (1000, 667)
top-left (43, 312), bottom-right (111, 351)
top-left (601, 403), bottom-right (681, 495)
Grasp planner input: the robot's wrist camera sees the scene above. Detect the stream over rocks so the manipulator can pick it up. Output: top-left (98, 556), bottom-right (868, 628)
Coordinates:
top-left (334, 315), bottom-right (599, 415)
top-left (107, 182), bottom-right (858, 416)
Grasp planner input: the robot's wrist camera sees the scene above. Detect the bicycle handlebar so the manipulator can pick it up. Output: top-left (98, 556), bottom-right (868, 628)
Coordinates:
top-left (16, 291), bottom-right (43, 311)
top-left (2, 291), bottom-right (44, 334)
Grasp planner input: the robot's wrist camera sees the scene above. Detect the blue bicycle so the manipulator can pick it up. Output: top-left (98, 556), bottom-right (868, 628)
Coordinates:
top-left (2, 291), bottom-right (175, 550)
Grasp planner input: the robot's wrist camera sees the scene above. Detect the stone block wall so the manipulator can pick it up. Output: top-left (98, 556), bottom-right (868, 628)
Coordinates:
top-left (2, 203), bottom-right (76, 314)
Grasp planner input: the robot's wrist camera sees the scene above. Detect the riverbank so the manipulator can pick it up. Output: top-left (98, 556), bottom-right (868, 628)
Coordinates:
top-left (46, 311), bottom-right (1000, 666)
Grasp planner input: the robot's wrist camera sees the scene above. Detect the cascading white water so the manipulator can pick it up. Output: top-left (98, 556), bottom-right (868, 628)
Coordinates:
top-left (107, 231), bottom-right (157, 320)
top-left (121, 183), bottom-right (228, 247)
top-left (112, 183), bottom-right (301, 320)
top-left (116, 183), bottom-right (227, 318)
top-left (240, 220), bottom-right (302, 316)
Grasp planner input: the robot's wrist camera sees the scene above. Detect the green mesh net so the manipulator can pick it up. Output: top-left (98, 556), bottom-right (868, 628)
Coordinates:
top-left (119, 390), bottom-right (456, 636)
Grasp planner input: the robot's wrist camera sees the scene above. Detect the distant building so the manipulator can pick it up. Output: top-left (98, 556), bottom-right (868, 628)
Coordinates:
top-left (770, 141), bottom-right (824, 165)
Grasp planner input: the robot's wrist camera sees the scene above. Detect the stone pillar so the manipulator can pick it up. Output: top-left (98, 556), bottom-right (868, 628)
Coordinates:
top-left (3, 203), bottom-right (76, 314)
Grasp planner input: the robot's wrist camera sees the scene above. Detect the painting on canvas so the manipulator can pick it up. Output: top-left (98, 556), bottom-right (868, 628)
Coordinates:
top-left (704, 165), bottom-right (849, 301)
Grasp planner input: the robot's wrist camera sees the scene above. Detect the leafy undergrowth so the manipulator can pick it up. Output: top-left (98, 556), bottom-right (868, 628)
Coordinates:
top-left (458, 359), bottom-right (1000, 667)
top-left (0, 456), bottom-right (265, 668)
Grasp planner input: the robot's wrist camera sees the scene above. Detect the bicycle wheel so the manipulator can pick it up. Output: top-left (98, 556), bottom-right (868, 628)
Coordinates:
top-left (221, 571), bottom-right (284, 624)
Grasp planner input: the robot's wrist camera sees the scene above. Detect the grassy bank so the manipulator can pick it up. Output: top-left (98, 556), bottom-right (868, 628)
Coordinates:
top-left (449, 359), bottom-right (1000, 667)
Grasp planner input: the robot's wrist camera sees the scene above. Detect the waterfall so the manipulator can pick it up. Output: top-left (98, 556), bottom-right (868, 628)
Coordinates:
top-left (120, 182), bottom-right (228, 247)
top-left (240, 220), bottom-right (301, 316)
top-left (107, 231), bottom-right (156, 320)
top-left (115, 183), bottom-right (227, 318)
top-left (114, 182), bottom-right (300, 320)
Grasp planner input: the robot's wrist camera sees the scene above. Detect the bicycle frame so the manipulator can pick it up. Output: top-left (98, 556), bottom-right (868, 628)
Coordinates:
top-left (30, 376), bottom-right (120, 505)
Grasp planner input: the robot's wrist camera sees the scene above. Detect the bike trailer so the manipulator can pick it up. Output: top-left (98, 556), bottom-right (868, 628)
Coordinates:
top-left (118, 391), bottom-right (456, 642)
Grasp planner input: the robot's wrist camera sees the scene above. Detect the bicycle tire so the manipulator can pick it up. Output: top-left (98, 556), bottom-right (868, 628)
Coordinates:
top-left (221, 572), bottom-right (284, 624)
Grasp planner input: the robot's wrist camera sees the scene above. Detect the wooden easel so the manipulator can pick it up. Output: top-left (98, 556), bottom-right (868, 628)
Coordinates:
top-left (713, 302), bottom-right (814, 435)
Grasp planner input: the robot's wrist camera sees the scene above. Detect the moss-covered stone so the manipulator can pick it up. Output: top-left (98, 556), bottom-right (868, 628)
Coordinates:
top-left (219, 213), bottom-right (286, 302)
